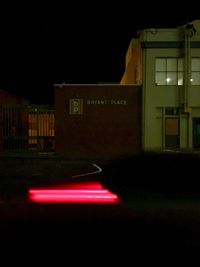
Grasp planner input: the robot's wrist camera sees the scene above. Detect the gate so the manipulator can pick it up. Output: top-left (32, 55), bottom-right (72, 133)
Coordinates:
top-left (0, 104), bottom-right (55, 152)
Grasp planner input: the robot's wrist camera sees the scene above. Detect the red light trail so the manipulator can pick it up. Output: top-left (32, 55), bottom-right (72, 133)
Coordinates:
top-left (29, 181), bottom-right (120, 204)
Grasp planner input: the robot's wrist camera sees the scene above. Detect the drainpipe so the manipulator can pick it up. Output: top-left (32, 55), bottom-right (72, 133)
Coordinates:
top-left (182, 21), bottom-right (200, 112)
top-left (182, 20), bottom-right (200, 148)
top-left (181, 24), bottom-right (192, 149)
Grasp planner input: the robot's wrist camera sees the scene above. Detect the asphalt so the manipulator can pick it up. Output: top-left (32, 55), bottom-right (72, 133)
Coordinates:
top-left (1, 152), bottom-right (200, 265)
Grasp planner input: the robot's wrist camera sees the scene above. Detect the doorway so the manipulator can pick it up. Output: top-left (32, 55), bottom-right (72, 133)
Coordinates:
top-left (165, 117), bottom-right (179, 148)
top-left (193, 118), bottom-right (200, 148)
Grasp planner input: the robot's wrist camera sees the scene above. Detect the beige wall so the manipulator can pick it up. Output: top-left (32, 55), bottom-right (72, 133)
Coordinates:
top-left (141, 29), bottom-right (180, 42)
top-left (142, 48), bottom-right (180, 149)
top-left (142, 31), bottom-right (200, 150)
top-left (120, 24), bottom-right (200, 151)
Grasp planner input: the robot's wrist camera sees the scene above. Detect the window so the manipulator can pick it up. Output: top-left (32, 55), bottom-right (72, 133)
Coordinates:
top-left (156, 58), bottom-right (200, 86)
top-left (165, 107), bottom-right (179, 116)
top-left (155, 58), bottom-right (183, 85)
top-left (191, 58), bottom-right (200, 85)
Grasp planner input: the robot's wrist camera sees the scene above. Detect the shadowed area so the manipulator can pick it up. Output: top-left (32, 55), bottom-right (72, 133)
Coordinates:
top-left (1, 152), bottom-right (200, 264)
top-left (101, 151), bottom-right (200, 200)
top-left (0, 156), bottom-right (100, 200)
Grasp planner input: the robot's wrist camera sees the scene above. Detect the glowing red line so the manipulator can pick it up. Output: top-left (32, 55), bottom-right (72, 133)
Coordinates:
top-left (29, 189), bottom-right (109, 194)
top-left (29, 193), bottom-right (119, 203)
top-left (30, 193), bottom-right (118, 203)
top-left (31, 195), bottom-right (117, 198)
top-left (28, 181), bottom-right (121, 204)
top-left (44, 181), bottom-right (104, 190)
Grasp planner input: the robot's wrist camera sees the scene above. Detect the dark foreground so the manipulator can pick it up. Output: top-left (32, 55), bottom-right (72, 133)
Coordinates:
top-left (1, 152), bottom-right (200, 265)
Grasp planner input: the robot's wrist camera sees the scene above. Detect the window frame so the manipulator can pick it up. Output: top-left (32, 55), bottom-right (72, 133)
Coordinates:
top-left (155, 57), bottom-right (184, 86)
top-left (191, 58), bottom-right (200, 85)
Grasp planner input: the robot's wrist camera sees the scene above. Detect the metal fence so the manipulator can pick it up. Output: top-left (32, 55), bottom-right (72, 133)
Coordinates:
top-left (0, 104), bottom-right (55, 152)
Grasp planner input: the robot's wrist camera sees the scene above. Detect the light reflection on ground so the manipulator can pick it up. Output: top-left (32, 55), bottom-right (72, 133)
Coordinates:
top-left (29, 181), bottom-right (121, 204)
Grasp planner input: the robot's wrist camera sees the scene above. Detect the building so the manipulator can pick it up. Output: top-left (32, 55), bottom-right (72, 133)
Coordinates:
top-left (55, 84), bottom-right (141, 158)
top-left (0, 89), bottom-right (29, 151)
top-left (0, 89), bottom-right (29, 105)
top-left (0, 89), bottom-right (54, 152)
top-left (121, 20), bottom-right (200, 151)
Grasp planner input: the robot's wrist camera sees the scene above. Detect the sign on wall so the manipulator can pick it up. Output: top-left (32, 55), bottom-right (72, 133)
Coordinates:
top-left (69, 99), bottom-right (83, 115)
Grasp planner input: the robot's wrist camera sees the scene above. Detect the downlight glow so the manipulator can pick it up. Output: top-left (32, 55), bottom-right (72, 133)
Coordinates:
top-left (166, 77), bottom-right (171, 83)
top-left (29, 181), bottom-right (120, 204)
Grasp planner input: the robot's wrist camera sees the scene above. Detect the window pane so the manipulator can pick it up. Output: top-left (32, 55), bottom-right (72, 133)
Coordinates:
top-left (192, 58), bottom-right (200, 71)
top-left (156, 59), bottom-right (166, 71)
top-left (156, 72), bottom-right (166, 85)
top-left (167, 58), bottom-right (177, 71)
top-left (191, 72), bottom-right (200, 85)
top-left (165, 108), bottom-right (179, 115)
top-left (178, 58), bottom-right (184, 71)
top-left (178, 72), bottom-right (183, 85)
top-left (166, 72), bottom-right (177, 85)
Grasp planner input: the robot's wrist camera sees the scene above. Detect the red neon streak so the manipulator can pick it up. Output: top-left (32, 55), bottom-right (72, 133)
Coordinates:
top-left (29, 189), bottom-right (108, 194)
top-left (29, 194), bottom-right (118, 203)
top-left (29, 181), bottom-right (120, 204)
top-left (43, 181), bottom-right (104, 190)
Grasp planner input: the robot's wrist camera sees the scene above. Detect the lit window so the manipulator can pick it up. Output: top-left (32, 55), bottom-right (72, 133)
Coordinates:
top-left (167, 58), bottom-right (177, 71)
top-left (191, 58), bottom-right (200, 85)
top-left (167, 72), bottom-right (177, 85)
top-left (155, 72), bottom-right (166, 85)
top-left (156, 58), bottom-right (166, 71)
top-left (178, 73), bottom-right (183, 85)
top-left (155, 58), bottom-right (184, 85)
top-left (191, 72), bottom-right (200, 85)
top-left (192, 58), bottom-right (200, 71)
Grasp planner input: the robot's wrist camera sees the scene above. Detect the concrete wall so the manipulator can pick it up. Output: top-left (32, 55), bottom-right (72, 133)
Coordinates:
top-left (141, 30), bottom-right (200, 150)
top-left (55, 84), bottom-right (141, 159)
top-left (119, 23), bottom-right (200, 151)
top-left (142, 48), bottom-right (181, 149)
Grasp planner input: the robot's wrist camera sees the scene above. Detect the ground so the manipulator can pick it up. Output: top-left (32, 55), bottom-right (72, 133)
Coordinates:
top-left (0, 152), bottom-right (200, 265)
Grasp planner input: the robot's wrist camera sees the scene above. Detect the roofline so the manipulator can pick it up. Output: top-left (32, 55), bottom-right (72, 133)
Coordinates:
top-left (54, 83), bottom-right (140, 87)
top-left (141, 41), bottom-right (200, 48)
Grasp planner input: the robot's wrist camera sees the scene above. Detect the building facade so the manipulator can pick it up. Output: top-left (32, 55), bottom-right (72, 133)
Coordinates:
top-left (55, 84), bottom-right (141, 158)
top-left (121, 20), bottom-right (200, 151)
top-left (0, 90), bottom-right (54, 152)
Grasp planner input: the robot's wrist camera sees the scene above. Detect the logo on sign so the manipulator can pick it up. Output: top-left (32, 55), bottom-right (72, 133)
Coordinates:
top-left (69, 99), bottom-right (83, 115)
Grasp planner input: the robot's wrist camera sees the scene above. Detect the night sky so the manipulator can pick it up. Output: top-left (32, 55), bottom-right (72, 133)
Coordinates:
top-left (0, 3), bottom-right (199, 104)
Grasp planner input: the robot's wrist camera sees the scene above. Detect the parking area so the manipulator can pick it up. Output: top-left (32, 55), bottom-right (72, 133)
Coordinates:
top-left (1, 152), bottom-right (200, 264)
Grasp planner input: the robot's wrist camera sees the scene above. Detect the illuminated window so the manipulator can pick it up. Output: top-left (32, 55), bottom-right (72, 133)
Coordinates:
top-left (155, 58), bottom-right (183, 85)
top-left (191, 58), bottom-right (200, 85)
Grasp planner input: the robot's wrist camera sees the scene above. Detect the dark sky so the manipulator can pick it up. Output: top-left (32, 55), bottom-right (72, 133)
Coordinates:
top-left (0, 2), bottom-right (199, 104)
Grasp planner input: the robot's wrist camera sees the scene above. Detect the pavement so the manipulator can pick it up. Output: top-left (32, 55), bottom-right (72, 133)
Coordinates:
top-left (1, 152), bottom-right (200, 265)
